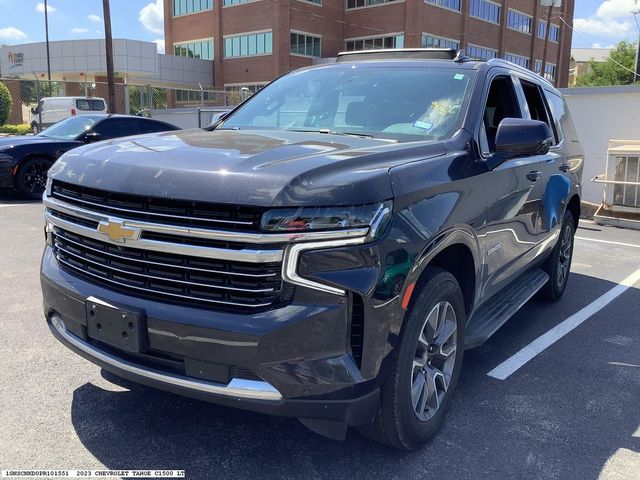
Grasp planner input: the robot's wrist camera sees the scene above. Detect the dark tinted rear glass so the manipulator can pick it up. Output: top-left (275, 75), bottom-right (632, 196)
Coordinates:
top-left (76, 99), bottom-right (106, 111)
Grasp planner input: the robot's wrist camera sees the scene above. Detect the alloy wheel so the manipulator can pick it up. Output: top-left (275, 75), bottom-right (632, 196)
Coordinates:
top-left (557, 224), bottom-right (572, 288)
top-left (410, 301), bottom-right (457, 422)
top-left (22, 161), bottom-right (50, 196)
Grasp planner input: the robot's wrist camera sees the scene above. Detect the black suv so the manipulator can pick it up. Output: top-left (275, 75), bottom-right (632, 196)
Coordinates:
top-left (41, 49), bottom-right (583, 449)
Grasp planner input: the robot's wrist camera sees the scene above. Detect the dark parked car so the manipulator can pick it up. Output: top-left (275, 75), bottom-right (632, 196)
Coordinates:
top-left (40, 49), bottom-right (583, 449)
top-left (0, 115), bottom-right (179, 199)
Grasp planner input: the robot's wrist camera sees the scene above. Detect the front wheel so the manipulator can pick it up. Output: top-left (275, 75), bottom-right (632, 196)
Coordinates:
top-left (360, 268), bottom-right (465, 449)
top-left (540, 210), bottom-right (575, 301)
top-left (15, 158), bottom-right (53, 199)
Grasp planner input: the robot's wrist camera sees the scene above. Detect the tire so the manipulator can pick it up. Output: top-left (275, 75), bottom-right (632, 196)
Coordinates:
top-left (540, 210), bottom-right (575, 301)
top-left (15, 158), bottom-right (53, 200)
top-left (359, 267), bottom-right (465, 449)
top-left (31, 122), bottom-right (39, 135)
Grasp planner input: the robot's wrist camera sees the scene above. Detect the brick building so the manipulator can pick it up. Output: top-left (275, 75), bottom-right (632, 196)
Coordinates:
top-left (164, 0), bottom-right (575, 90)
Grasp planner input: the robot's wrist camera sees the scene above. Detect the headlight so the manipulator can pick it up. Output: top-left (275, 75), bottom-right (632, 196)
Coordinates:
top-left (261, 201), bottom-right (392, 238)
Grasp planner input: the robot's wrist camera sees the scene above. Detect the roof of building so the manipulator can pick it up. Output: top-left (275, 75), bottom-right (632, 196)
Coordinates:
top-left (570, 48), bottom-right (613, 63)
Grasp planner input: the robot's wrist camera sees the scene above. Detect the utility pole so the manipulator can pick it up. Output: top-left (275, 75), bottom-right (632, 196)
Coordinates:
top-left (44, 0), bottom-right (52, 89)
top-left (633, 8), bottom-right (640, 83)
top-left (540, 2), bottom-right (553, 82)
top-left (102, 0), bottom-right (116, 113)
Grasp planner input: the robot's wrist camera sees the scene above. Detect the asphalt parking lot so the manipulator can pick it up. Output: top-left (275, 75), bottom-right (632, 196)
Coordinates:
top-left (1, 195), bottom-right (639, 480)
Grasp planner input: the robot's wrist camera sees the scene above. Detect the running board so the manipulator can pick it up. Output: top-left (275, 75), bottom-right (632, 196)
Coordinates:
top-left (465, 268), bottom-right (549, 349)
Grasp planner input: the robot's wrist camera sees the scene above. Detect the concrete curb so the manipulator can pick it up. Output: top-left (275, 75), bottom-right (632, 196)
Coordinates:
top-left (580, 201), bottom-right (599, 220)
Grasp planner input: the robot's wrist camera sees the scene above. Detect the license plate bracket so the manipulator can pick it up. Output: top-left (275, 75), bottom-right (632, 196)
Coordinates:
top-left (85, 299), bottom-right (147, 353)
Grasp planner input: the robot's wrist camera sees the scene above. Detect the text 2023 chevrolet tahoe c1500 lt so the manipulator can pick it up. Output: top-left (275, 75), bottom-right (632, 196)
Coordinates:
top-left (41, 49), bottom-right (583, 449)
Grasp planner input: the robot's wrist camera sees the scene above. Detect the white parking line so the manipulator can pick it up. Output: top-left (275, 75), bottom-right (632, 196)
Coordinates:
top-left (575, 236), bottom-right (640, 249)
top-left (487, 266), bottom-right (640, 380)
top-left (0, 203), bottom-right (36, 208)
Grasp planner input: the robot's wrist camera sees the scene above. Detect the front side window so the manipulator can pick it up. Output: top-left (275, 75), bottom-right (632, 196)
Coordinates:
top-left (220, 66), bottom-right (475, 142)
top-left (469, 0), bottom-right (501, 24)
top-left (39, 116), bottom-right (99, 140)
top-left (345, 34), bottom-right (404, 51)
top-left (93, 118), bottom-right (140, 139)
top-left (480, 76), bottom-right (522, 155)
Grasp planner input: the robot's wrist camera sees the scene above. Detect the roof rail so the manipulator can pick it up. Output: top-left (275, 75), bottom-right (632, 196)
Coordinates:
top-left (335, 48), bottom-right (458, 62)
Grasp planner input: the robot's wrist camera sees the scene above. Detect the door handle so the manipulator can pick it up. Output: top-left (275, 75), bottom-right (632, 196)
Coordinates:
top-left (526, 171), bottom-right (542, 182)
top-left (559, 162), bottom-right (571, 172)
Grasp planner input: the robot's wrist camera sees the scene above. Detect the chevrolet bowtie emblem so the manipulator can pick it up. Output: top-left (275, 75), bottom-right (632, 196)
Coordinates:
top-left (97, 220), bottom-right (140, 242)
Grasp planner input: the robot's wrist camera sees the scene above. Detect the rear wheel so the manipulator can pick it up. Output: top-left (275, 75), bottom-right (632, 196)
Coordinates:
top-left (15, 158), bottom-right (53, 199)
top-left (540, 211), bottom-right (575, 301)
top-left (31, 122), bottom-right (39, 135)
top-left (359, 268), bottom-right (465, 449)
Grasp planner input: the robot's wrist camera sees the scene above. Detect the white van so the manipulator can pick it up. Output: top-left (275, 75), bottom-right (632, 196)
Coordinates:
top-left (30, 97), bottom-right (108, 133)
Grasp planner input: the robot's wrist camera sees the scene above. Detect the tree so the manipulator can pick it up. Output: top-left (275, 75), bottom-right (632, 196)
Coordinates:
top-left (576, 41), bottom-right (638, 87)
top-left (0, 82), bottom-right (12, 126)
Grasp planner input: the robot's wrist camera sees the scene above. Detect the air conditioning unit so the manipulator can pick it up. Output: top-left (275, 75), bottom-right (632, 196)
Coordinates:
top-left (593, 140), bottom-right (640, 230)
top-left (604, 140), bottom-right (640, 212)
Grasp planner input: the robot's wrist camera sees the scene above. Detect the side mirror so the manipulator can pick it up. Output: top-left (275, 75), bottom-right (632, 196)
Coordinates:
top-left (82, 131), bottom-right (103, 143)
top-left (486, 118), bottom-right (553, 170)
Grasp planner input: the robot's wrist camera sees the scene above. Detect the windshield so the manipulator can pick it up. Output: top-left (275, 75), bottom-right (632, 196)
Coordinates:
top-left (221, 65), bottom-right (475, 142)
top-left (39, 116), bottom-right (99, 140)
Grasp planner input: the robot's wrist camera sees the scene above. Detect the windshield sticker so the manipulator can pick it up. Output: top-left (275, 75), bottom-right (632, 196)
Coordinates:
top-left (413, 120), bottom-right (433, 130)
top-left (454, 73), bottom-right (465, 80)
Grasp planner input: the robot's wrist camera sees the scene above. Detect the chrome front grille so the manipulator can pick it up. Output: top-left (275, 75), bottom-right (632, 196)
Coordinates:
top-left (51, 180), bottom-right (265, 231)
top-left (53, 227), bottom-right (289, 311)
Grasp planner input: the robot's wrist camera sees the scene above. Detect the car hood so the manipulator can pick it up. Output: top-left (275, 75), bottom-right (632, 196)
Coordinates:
top-left (0, 135), bottom-right (69, 150)
top-left (48, 129), bottom-right (447, 206)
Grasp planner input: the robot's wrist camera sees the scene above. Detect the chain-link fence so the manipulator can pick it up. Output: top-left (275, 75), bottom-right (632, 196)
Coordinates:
top-left (0, 78), bottom-right (248, 133)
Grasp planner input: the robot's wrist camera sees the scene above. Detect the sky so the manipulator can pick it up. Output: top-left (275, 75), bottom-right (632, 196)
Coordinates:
top-left (0, 0), bottom-right (638, 52)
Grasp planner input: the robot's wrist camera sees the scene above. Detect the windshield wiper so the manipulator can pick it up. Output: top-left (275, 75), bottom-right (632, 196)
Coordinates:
top-left (285, 128), bottom-right (377, 139)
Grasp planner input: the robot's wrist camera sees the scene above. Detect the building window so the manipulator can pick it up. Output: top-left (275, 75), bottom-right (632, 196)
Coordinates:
top-left (534, 59), bottom-right (542, 73)
top-left (345, 34), bottom-right (404, 51)
top-left (223, 0), bottom-right (257, 4)
top-left (346, 0), bottom-right (397, 8)
top-left (176, 89), bottom-right (215, 103)
top-left (537, 20), bottom-right (547, 39)
top-left (425, 0), bottom-right (461, 12)
top-left (422, 34), bottom-right (459, 50)
top-left (507, 9), bottom-right (532, 34)
top-left (224, 31), bottom-right (273, 58)
top-left (174, 39), bottom-right (214, 60)
top-left (504, 52), bottom-right (530, 69)
top-left (467, 44), bottom-right (497, 61)
top-left (549, 24), bottom-right (560, 42)
top-left (299, 0), bottom-right (322, 3)
top-left (224, 84), bottom-right (267, 94)
top-left (469, 0), bottom-right (501, 24)
top-left (290, 32), bottom-right (322, 57)
top-left (173, 0), bottom-right (213, 16)
top-left (544, 63), bottom-right (557, 81)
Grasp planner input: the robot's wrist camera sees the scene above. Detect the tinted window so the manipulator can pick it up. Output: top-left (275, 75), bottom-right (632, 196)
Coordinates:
top-left (93, 118), bottom-right (140, 139)
top-left (543, 91), bottom-right (566, 144)
top-left (481, 76), bottom-right (522, 154)
top-left (76, 99), bottom-right (106, 111)
top-left (222, 66), bottom-right (475, 142)
top-left (138, 119), bottom-right (177, 134)
top-left (520, 79), bottom-right (552, 129)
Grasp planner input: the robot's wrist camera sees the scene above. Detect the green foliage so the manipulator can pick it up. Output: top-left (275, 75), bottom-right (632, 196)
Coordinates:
top-left (576, 41), bottom-right (638, 87)
top-left (0, 82), bottom-right (12, 126)
top-left (0, 124), bottom-right (32, 135)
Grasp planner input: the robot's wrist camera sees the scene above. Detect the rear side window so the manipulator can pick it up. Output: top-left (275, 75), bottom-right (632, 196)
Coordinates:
top-left (138, 119), bottom-right (176, 134)
top-left (76, 99), bottom-right (106, 111)
top-left (519, 79), bottom-right (559, 144)
top-left (543, 91), bottom-right (566, 145)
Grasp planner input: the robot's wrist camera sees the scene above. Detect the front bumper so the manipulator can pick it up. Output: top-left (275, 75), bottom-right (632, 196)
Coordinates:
top-left (41, 246), bottom-right (380, 425)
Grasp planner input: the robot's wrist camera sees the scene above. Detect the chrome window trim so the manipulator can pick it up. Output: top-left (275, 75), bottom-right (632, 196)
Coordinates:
top-left (50, 314), bottom-right (283, 401)
top-left (45, 210), bottom-right (284, 264)
top-left (44, 196), bottom-right (370, 245)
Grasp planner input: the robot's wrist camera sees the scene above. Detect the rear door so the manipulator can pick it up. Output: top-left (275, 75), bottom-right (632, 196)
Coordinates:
top-left (477, 71), bottom-right (547, 299)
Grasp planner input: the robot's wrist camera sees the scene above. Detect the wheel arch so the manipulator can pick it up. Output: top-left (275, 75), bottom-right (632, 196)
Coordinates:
top-left (566, 194), bottom-right (580, 231)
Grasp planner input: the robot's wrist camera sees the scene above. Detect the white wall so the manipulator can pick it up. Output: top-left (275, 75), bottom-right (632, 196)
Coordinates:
top-left (560, 85), bottom-right (640, 204)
